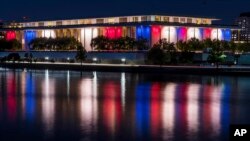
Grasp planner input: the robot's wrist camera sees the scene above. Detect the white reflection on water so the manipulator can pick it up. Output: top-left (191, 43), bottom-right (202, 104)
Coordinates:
top-left (42, 70), bottom-right (55, 133)
top-left (79, 74), bottom-right (98, 133)
top-left (187, 84), bottom-right (200, 140)
top-left (21, 71), bottom-right (26, 119)
top-left (211, 85), bottom-right (223, 136)
top-left (121, 73), bottom-right (126, 110)
top-left (67, 71), bottom-right (70, 96)
top-left (162, 83), bottom-right (176, 140)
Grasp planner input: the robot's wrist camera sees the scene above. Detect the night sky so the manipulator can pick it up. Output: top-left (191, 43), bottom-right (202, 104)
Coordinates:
top-left (0, 0), bottom-right (250, 24)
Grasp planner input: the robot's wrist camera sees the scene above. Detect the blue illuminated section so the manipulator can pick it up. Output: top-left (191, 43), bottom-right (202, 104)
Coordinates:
top-left (223, 29), bottom-right (231, 41)
top-left (136, 26), bottom-right (151, 42)
top-left (25, 31), bottom-right (36, 50)
top-left (136, 83), bottom-right (150, 139)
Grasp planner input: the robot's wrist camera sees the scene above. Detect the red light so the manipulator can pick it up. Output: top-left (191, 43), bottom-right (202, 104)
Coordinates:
top-left (105, 27), bottom-right (123, 39)
top-left (6, 31), bottom-right (16, 41)
top-left (152, 26), bottom-right (161, 45)
top-left (203, 28), bottom-right (211, 39)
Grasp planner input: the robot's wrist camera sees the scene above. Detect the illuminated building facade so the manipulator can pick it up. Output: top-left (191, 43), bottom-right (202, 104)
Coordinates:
top-left (1, 15), bottom-right (238, 51)
top-left (234, 12), bottom-right (250, 43)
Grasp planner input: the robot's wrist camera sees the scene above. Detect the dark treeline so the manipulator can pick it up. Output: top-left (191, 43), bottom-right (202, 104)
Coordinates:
top-left (91, 36), bottom-right (149, 51)
top-left (29, 37), bottom-right (81, 51)
top-left (0, 39), bottom-right (22, 51)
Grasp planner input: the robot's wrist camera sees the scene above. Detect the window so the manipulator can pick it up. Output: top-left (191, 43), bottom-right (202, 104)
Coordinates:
top-left (119, 18), bottom-right (127, 23)
top-left (155, 16), bottom-right (161, 22)
top-left (47, 22), bottom-right (54, 26)
top-left (196, 19), bottom-right (202, 24)
top-left (56, 21), bottom-right (62, 26)
top-left (173, 17), bottom-right (179, 23)
top-left (141, 16), bottom-right (147, 22)
top-left (163, 17), bottom-right (169, 22)
top-left (85, 19), bottom-right (92, 24)
top-left (96, 19), bottom-right (104, 24)
top-left (202, 19), bottom-right (207, 24)
top-left (187, 18), bottom-right (192, 23)
top-left (79, 20), bottom-right (85, 24)
top-left (38, 22), bottom-right (44, 27)
top-left (133, 17), bottom-right (139, 22)
top-left (180, 18), bottom-right (186, 23)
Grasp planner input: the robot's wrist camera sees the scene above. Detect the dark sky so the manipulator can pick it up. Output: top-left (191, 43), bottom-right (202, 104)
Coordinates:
top-left (0, 0), bottom-right (250, 24)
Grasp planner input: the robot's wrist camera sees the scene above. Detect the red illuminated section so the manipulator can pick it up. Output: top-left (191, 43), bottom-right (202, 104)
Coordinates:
top-left (152, 26), bottom-right (161, 46)
top-left (104, 27), bottom-right (123, 39)
top-left (178, 27), bottom-right (187, 41)
top-left (203, 28), bottom-right (211, 39)
top-left (6, 31), bottom-right (16, 41)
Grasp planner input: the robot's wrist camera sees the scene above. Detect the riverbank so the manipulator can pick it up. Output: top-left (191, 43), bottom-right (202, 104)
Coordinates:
top-left (1, 62), bottom-right (250, 76)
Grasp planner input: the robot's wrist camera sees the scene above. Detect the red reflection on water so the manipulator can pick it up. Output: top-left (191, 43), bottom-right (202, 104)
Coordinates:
top-left (179, 84), bottom-right (188, 134)
top-left (203, 85), bottom-right (212, 134)
top-left (150, 83), bottom-right (162, 138)
top-left (103, 81), bottom-right (122, 134)
top-left (7, 73), bottom-right (17, 121)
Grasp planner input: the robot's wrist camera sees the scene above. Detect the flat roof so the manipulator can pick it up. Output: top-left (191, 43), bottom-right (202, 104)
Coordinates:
top-left (0, 21), bottom-right (239, 31)
top-left (4, 14), bottom-right (220, 24)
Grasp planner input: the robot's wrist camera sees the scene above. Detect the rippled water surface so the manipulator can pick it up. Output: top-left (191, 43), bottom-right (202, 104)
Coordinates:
top-left (0, 69), bottom-right (250, 141)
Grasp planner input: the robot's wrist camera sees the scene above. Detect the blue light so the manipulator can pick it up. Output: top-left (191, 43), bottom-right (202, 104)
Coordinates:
top-left (223, 29), bottom-right (231, 41)
top-left (136, 26), bottom-right (151, 42)
top-left (25, 31), bottom-right (36, 50)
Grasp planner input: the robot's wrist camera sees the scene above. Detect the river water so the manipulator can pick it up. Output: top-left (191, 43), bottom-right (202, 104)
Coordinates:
top-left (0, 69), bottom-right (250, 141)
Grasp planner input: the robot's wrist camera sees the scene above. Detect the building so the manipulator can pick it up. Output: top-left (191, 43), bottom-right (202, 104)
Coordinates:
top-left (0, 15), bottom-right (238, 51)
top-left (235, 12), bottom-right (250, 43)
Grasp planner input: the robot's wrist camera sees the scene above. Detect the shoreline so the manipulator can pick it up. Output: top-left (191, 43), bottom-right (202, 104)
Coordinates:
top-left (1, 62), bottom-right (250, 76)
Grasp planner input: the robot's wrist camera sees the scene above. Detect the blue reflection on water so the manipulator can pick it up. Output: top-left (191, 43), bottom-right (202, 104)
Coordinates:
top-left (136, 83), bottom-right (150, 139)
top-left (25, 72), bottom-right (35, 120)
top-left (221, 84), bottom-right (231, 140)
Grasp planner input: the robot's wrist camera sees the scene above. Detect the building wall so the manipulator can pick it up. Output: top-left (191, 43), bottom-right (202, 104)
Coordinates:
top-left (3, 26), bottom-right (234, 51)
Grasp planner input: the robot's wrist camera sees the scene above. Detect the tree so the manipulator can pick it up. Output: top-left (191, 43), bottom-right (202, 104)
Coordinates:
top-left (147, 46), bottom-right (166, 65)
top-left (0, 39), bottom-right (22, 51)
top-left (207, 40), bottom-right (226, 69)
top-left (187, 38), bottom-right (203, 51)
top-left (91, 36), bottom-right (109, 50)
top-left (29, 37), bottom-right (80, 51)
top-left (153, 38), bottom-right (177, 64)
top-left (75, 44), bottom-right (87, 65)
top-left (136, 37), bottom-right (149, 50)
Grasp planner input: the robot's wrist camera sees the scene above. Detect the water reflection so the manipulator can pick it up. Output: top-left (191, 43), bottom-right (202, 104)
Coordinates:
top-left (42, 69), bottom-right (55, 133)
top-left (79, 77), bottom-right (98, 134)
top-left (0, 70), bottom-right (249, 141)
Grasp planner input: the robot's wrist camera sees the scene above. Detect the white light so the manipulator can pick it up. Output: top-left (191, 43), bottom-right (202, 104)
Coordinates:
top-left (211, 29), bottom-right (223, 40)
top-left (93, 58), bottom-right (98, 61)
top-left (45, 57), bottom-right (49, 60)
top-left (67, 57), bottom-right (70, 61)
top-left (121, 58), bottom-right (126, 62)
top-left (42, 30), bottom-right (56, 38)
top-left (161, 26), bottom-right (177, 43)
top-left (187, 28), bottom-right (202, 40)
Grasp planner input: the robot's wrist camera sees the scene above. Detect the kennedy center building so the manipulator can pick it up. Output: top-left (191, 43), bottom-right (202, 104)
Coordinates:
top-left (1, 15), bottom-right (238, 51)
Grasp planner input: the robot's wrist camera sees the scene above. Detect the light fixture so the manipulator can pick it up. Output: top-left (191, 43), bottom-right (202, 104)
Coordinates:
top-left (93, 58), bottom-right (98, 62)
top-left (121, 58), bottom-right (126, 63)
